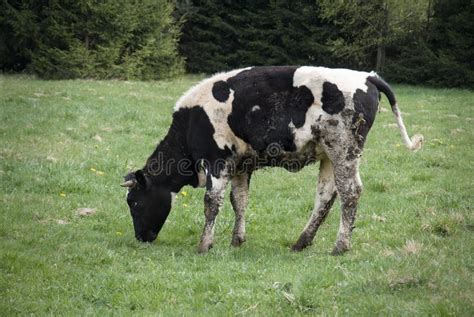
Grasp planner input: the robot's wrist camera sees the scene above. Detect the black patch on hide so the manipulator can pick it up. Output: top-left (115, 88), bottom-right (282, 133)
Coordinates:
top-left (212, 80), bottom-right (231, 103)
top-left (321, 81), bottom-right (345, 115)
top-left (225, 66), bottom-right (314, 152)
top-left (352, 80), bottom-right (379, 147)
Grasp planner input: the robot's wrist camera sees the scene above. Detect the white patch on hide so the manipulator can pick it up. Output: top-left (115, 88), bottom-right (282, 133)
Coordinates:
top-left (251, 105), bottom-right (260, 112)
top-left (290, 67), bottom-right (371, 151)
top-left (291, 105), bottom-right (325, 150)
top-left (197, 170), bottom-right (207, 187)
top-left (174, 68), bottom-right (251, 154)
top-left (293, 67), bottom-right (370, 102)
top-left (171, 192), bottom-right (177, 205)
top-left (210, 176), bottom-right (228, 192)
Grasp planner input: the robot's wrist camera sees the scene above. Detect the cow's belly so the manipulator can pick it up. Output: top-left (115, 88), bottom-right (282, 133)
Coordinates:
top-left (231, 137), bottom-right (326, 174)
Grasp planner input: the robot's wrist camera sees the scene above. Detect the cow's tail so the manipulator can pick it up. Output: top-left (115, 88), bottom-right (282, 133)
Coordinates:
top-left (367, 74), bottom-right (424, 151)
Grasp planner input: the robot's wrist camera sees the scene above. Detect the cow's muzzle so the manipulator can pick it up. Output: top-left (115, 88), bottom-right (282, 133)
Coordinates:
top-left (136, 231), bottom-right (157, 243)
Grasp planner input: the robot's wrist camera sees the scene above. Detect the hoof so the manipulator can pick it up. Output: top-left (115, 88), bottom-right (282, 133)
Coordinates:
top-left (231, 235), bottom-right (246, 247)
top-left (291, 241), bottom-right (312, 252)
top-left (331, 241), bottom-right (350, 256)
top-left (291, 244), bottom-right (304, 252)
top-left (291, 235), bottom-right (312, 252)
top-left (197, 243), bottom-right (213, 254)
top-left (330, 248), bottom-right (347, 256)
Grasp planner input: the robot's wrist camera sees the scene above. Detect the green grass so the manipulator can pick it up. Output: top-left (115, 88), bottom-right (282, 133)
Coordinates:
top-left (1, 75), bottom-right (473, 316)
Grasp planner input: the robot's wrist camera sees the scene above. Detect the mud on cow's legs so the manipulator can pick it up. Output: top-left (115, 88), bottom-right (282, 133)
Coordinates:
top-left (198, 173), bottom-right (229, 253)
top-left (230, 173), bottom-right (250, 247)
top-left (331, 159), bottom-right (363, 255)
top-left (292, 158), bottom-right (337, 251)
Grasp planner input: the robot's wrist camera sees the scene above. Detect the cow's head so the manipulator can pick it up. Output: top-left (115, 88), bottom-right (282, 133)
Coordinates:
top-left (121, 170), bottom-right (172, 243)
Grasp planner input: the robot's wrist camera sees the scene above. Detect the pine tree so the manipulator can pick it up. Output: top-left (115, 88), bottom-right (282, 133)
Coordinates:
top-left (0, 0), bottom-right (42, 72)
top-left (426, 0), bottom-right (474, 87)
top-left (383, 0), bottom-right (474, 87)
top-left (1, 0), bottom-right (183, 80)
top-left (319, 0), bottom-right (431, 73)
top-left (176, 0), bottom-right (334, 73)
top-left (177, 0), bottom-right (239, 73)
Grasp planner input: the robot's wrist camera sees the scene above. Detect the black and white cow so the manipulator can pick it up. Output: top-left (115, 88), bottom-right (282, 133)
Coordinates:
top-left (122, 66), bottom-right (423, 255)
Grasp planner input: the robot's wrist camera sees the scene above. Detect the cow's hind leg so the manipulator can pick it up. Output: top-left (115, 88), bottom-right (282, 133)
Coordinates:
top-left (292, 158), bottom-right (337, 251)
top-left (331, 159), bottom-right (363, 255)
top-left (198, 174), bottom-right (229, 253)
top-left (230, 173), bottom-right (250, 247)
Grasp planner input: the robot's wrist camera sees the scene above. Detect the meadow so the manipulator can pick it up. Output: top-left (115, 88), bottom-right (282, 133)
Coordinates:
top-left (0, 75), bottom-right (473, 316)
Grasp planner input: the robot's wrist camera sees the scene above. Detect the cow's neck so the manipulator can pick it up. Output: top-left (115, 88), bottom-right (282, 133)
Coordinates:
top-left (143, 112), bottom-right (196, 192)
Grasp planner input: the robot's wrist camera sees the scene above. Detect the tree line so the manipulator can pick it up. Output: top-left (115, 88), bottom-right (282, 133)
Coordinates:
top-left (1, 0), bottom-right (472, 87)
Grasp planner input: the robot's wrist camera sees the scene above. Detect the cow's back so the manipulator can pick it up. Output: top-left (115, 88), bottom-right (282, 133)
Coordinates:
top-left (225, 66), bottom-right (317, 152)
top-left (175, 66), bottom-right (375, 159)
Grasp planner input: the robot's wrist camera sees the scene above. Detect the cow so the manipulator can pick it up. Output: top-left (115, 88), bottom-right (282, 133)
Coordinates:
top-left (121, 66), bottom-right (423, 255)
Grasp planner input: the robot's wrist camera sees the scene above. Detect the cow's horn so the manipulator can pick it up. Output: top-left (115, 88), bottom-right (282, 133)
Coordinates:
top-left (120, 180), bottom-right (136, 188)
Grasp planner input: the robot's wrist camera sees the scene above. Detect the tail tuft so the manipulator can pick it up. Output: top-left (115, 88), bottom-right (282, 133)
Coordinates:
top-left (368, 75), bottom-right (423, 153)
top-left (409, 134), bottom-right (424, 152)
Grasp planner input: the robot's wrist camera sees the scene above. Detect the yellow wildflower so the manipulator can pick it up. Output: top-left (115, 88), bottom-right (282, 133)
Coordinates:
top-left (59, 192), bottom-right (66, 197)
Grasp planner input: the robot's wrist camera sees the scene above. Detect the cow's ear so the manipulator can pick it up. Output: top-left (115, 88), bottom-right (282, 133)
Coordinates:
top-left (135, 170), bottom-right (150, 189)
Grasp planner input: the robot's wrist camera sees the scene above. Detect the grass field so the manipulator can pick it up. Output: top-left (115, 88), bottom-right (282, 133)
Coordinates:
top-left (1, 75), bottom-right (473, 316)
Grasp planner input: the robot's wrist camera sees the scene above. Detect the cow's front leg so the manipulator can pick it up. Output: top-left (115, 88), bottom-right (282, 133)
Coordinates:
top-left (198, 175), bottom-right (229, 253)
top-left (230, 173), bottom-right (250, 247)
top-left (331, 160), bottom-right (362, 255)
top-left (292, 158), bottom-right (337, 251)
